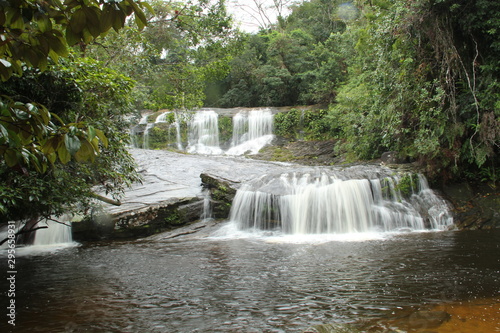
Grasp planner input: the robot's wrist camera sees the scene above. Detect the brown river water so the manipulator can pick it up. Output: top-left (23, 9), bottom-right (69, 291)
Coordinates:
top-left (1, 227), bottom-right (498, 332)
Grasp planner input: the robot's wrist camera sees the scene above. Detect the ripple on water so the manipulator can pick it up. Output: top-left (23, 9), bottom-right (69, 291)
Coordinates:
top-left (0, 230), bottom-right (498, 332)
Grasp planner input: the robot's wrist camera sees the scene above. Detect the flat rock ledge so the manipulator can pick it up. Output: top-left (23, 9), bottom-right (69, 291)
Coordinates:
top-left (73, 148), bottom-right (284, 241)
top-left (73, 197), bottom-right (205, 241)
top-left (73, 172), bottom-right (240, 241)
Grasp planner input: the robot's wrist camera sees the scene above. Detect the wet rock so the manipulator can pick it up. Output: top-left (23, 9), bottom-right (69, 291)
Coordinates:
top-left (252, 140), bottom-right (341, 165)
top-left (408, 310), bottom-right (451, 329)
top-left (200, 173), bottom-right (238, 218)
top-left (380, 151), bottom-right (407, 164)
top-left (441, 182), bottom-right (500, 229)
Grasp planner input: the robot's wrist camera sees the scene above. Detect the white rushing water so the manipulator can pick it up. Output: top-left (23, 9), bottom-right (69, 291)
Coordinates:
top-left (155, 111), bottom-right (171, 123)
top-left (135, 108), bottom-right (275, 155)
top-left (226, 109), bottom-right (274, 155)
top-left (142, 123), bottom-right (155, 149)
top-left (187, 110), bottom-right (223, 154)
top-left (227, 171), bottom-right (453, 235)
top-left (33, 219), bottom-right (73, 246)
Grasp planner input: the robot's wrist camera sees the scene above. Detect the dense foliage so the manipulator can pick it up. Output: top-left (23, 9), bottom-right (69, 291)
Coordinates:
top-left (209, 0), bottom-right (350, 107)
top-left (0, 57), bottom-right (141, 222)
top-left (329, 0), bottom-right (499, 180)
top-left (85, 0), bottom-right (238, 111)
top-left (0, 0), bottom-right (236, 225)
top-left (0, 0), bottom-right (149, 224)
top-left (211, 0), bottom-right (498, 181)
top-left (1, 0), bottom-right (499, 227)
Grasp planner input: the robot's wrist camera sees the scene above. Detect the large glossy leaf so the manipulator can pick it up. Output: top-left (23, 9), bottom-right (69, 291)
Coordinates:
top-left (70, 8), bottom-right (86, 34)
top-left (4, 149), bottom-right (18, 167)
top-left (94, 128), bottom-right (108, 147)
top-left (84, 6), bottom-right (101, 38)
top-left (74, 139), bottom-right (95, 162)
top-left (57, 143), bottom-right (71, 164)
top-left (100, 5), bottom-right (115, 32)
top-left (35, 13), bottom-right (52, 33)
top-left (64, 133), bottom-right (81, 155)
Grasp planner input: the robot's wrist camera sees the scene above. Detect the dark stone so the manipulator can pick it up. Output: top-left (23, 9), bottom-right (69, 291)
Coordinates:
top-left (200, 172), bottom-right (239, 218)
top-left (408, 310), bottom-right (451, 329)
top-left (73, 197), bottom-right (206, 241)
top-left (441, 182), bottom-right (500, 229)
top-left (381, 151), bottom-right (403, 164)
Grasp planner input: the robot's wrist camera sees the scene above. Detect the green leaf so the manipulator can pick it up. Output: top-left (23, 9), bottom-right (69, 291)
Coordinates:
top-left (0, 60), bottom-right (13, 81)
top-left (70, 8), bottom-right (87, 34)
top-left (140, 2), bottom-right (155, 15)
top-left (100, 5), bottom-right (115, 32)
top-left (74, 139), bottom-right (95, 162)
top-left (4, 149), bottom-right (18, 167)
top-left (35, 13), bottom-right (53, 33)
top-left (87, 125), bottom-right (96, 141)
top-left (64, 133), bottom-right (81, 155)
top-left (90, 137), bottom-right (100, 153)
top-left (0, 123), bottom-right (8, 141)
top-left (135, 12), bottom-right (146, 31)
top-left (52, 35), bottom-right (69, 57)
top-left (57, 144), bottom-right (71, 164)
top-left (94, 128), bottom-right (108, 147)
top-left (65, 24), bottom-right (80, 46)
top-left (112, 10), bottom-right (126, 32)
top-left (42, 136), bottom-right (62, 155)
top-left (84, 6), bottom-right (101, 38)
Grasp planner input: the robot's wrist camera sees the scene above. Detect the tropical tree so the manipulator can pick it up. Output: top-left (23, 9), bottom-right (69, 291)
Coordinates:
top-left (85, 0), bottom-right (237, 111)
top-left (0, 0), bottom-right (149, 233)
top-left (330, 0), bottom-right (500, 181)
top-left (1, 0), bottom-right (150, 171)
top-left (0, 58), bottom-right (141, 223)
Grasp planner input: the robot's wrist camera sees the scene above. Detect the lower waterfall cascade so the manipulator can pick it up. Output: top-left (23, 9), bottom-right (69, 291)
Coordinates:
top-left (228, 169), bottom-right (453, 234)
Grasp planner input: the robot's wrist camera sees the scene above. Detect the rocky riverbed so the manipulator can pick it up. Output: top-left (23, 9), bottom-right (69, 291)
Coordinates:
top-left (73, 145), bottom-right (499, 241)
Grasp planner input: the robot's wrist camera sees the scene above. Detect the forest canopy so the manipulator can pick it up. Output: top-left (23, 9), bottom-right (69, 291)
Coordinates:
top-left (0, 0), bottom-right (499, 225)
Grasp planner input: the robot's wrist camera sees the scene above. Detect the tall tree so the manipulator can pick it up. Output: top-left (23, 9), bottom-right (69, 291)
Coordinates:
top-left (330, 0), bottom-right (500, 181)
top-left (0, 0), bottom-right (149, 230)
top-left (86, 0), bottom-right (237, 111)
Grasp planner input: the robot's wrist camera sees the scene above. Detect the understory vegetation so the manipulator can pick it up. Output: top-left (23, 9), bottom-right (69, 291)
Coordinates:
top-left (0, 0), bottom-right (498, 224)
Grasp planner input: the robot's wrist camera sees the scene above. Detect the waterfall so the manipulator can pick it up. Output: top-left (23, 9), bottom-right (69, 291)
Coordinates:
top-left (187, 110), bottom-right (223, 155)
top-left (201, 189), bottom-right (213, 221)
top-left (129, 127), bottom-right (139, 148)
top-left (229, 170), bottom-right (453, 235)
top-left (138, 114), bottom-right (149, 125)
top-left (226, 109), bottom-right (274, 155)
top-left (142, 123), bottom-right (155, 149)
top-left (155, 111), bottom-right (170, 123)
top-left (132, 108), bottom-right (275, 155)
top-left (172, 112), bottom-right (183, 150)
top-left (33, 219), bottom-right (73, 245)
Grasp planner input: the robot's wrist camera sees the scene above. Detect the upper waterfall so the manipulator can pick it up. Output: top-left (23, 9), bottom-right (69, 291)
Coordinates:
top-left (131, 108), bottom-right (276, 156)
top-left (226, 108), bottom-right (274, 155)
top-left (187, 110), bottom-right (223, 154)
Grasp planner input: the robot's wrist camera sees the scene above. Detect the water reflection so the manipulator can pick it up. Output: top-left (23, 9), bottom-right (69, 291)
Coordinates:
top-left (0, 229), bottom-right (499, 332)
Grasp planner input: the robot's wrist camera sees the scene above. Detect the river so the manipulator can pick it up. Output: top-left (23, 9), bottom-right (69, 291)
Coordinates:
top-left (1, 227), bottom-right (498, 332)
top-left (1, 108), bottom-right (499, 332)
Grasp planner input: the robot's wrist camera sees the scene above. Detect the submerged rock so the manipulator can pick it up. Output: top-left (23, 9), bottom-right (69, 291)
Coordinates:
top-left (408, 310), bottom-right (451, 329)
